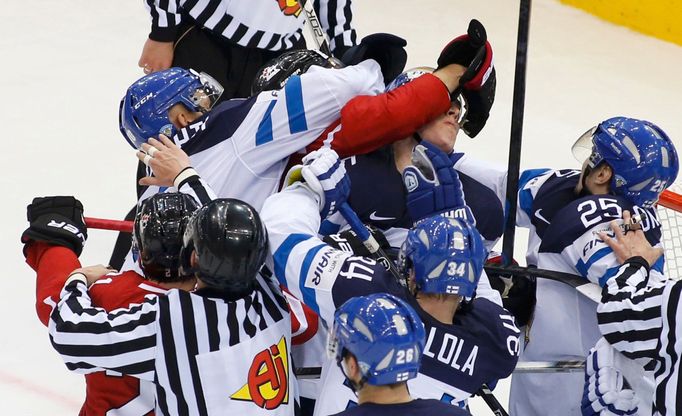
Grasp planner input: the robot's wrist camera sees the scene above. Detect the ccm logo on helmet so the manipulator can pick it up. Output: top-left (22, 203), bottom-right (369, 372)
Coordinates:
top-left (133, 93), bottom-right (154, 110)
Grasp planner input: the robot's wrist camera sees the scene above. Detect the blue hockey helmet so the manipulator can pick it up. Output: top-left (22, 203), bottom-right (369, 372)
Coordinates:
top-left (119, 68), bottom-right (223, 149)
top-left (328, 293), bottom-right (426, 386)
top-left (385, 66), bottom-right (435, 92)
top-left (572, 117), bottom-right (679, 208)
top-left (399, 216), bottom-right (487, 297)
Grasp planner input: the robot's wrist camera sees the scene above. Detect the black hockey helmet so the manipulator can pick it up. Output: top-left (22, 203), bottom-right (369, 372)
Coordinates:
top-left (180, 198), bottom-right (268, 297)
top-left (251, 49), bottom-right (343, 95)
top-left (133, 193), bottom-right (200, 282)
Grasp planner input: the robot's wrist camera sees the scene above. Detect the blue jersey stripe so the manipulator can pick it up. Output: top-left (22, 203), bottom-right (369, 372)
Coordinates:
top-left (598, 265), bottom-right (621, 287)
top-left (273, 233), bottom-right (313, 286)
top-left (255, 100), bottom-right (277, 146)
top-left (576, 247), bottom-right (612, 277)
top-left (298, 243), bottom-right (326, 314)
top-left (284, 76), bottom-right (308, 133)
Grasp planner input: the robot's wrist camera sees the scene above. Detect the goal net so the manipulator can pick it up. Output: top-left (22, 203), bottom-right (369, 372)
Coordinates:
top-left (658, 185), bottom-right (682, 279)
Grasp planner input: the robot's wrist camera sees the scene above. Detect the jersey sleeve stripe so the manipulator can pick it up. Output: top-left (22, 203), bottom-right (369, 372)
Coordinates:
top-left (255, 100), bottom-right (278, 146)
top-left (273, 233), bottom-right (314, 286)
top-left (297, 243), bottom-right (327, 315)
top-left (575, 247), bottom-right (611, 278)
top-left (284, 75), bottom-right (308, 133)
top-left (518, 168), bottom-right (550, 217)
top-left (597, 266), bottom-right (621, 287)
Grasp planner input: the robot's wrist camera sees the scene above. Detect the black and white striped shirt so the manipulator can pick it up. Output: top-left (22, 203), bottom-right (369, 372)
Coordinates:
top-left (597, 257), bottom-right (682, 416)
top-left (49, 273), bottom-right (294, 415)
top-left (145, 0), bottom-right (355, 55)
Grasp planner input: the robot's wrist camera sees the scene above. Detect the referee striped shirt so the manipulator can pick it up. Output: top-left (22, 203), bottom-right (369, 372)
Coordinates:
top-left (145, 0), bottom-right (356, 55)
top-left (597, 257), bottom-right (682, 415)
top-left (49, 273), bottom-right (294, 415)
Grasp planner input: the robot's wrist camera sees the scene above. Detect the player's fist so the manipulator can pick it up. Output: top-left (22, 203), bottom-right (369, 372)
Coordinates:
top-left (21, 196), bottom-right (87, 256)
top-left (341, 33), bottom-right (407, 84)
top-left (403, 141), bottom-right (473, 224)
top-left (438, 19), bottom-right (496, 138)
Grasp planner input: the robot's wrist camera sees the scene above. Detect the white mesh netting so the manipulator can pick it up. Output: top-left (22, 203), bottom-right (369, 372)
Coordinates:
top-left (658, 183), bottom-right (682, 280)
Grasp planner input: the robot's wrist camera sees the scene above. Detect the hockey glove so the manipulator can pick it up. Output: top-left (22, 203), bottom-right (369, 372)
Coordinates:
top-left (403, 141), bottom-right (474, 224)
top-left (285, 148), bottom-right (350, 219)
top-left (582, 338), bottom-right (639, 416)
top-left (438, 19), bottom-right (496, 137)
top-left (21, 196), bottom-right (88, 256)
top-left (341, 33), bottom-right (407, 85)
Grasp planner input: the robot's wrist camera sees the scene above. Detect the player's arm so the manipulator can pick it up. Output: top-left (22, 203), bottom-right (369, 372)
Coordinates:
top-left (309, 25), bottom-right (496, 157)
top-left (21, 197), bottom-right (88, 326)
top-left (261, 149), bottom-right (391, 324)
top-left (48, 272), bottom-right (158, 381)
top-left (238, 60), bottom-right (385, 173)
top-left (595, 214), bottom-right (667, 362)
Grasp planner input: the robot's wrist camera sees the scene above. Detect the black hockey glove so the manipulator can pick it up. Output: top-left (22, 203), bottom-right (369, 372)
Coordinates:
top-left (438, 19), bottom-right (496, 137)
top-left (485, 256), bottom-right (536, 327)
top-left (341, 33), bottom-right (407, 85)
top-left (21, 196), bottom-right (87, 256)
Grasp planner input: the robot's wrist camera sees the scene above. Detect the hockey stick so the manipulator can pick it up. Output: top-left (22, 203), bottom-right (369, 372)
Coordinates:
top-left (514, 360), bottom-right (585, 373)
top-left (484, 263), bottom-right (601, 302)
top-left (501, 0), bottom-right (532, 266)
top-left (297, 0), bottom-right (332, 56)
top-left (338, 203), bottom-right (403, 281)
top-left (85, 217), bottom-right (134, 233)
top-left (475, 384), bottom-right (508, 416)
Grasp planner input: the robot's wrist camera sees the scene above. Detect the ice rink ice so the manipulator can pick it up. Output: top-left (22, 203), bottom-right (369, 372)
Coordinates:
top-left (2, 0), bottom-right (681, 414)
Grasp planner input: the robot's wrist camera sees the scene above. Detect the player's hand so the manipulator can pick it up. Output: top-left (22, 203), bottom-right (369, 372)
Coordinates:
top-left (137, 135), bottom-right (192, 187)
top-left (21, 196), bottom-right (88, 257)
top-left (286, 148), bottom-right (350, 219)
top-left (403, 141), bottom-right (474, 224)
top-left (437, 19), bottom-right (496, 138)
top-left (138, 38), bottom-right (174, 74)
top-left (71, 265), bottom-right (117, 287)
top-left (582, 338), bottom-right (639, 416)
top-left (597, 210), bottom-right (664, 267)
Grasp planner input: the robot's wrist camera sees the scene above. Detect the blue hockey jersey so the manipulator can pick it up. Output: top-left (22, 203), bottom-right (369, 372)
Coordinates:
top-left (261, 185), bottom-right (520, 415)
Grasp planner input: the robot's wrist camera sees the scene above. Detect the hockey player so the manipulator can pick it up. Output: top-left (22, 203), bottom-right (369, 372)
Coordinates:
top-left (327, 293), bottom-right (470, 416)
top-left (594, 210), bottom-right (680, 414)
top-left (508, 117), bottom-right (679, 415)
top-left (22, 193), bottom-right (199, 415)
top-left (260, 147), bottom-right (520, 413)
top-left (49, 198), bottom-right (296, 415)
top-left (110, 29), bottom-right (495, 270)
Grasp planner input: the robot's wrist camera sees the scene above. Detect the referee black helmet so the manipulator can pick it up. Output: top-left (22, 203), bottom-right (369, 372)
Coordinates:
top-left (181, 198), bottom-right (268, 297)
top-left (133, 193), bottom-right (200, 282)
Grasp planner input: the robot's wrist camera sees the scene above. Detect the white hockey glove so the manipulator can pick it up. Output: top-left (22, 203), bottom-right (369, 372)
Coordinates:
top-left (581, 338), bottom-right (639, 416)
top-left (282, 148), bottom-right (350, 219)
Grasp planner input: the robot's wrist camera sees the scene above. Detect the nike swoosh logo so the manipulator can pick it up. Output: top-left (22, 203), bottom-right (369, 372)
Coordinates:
top-left (534, 209), bottom-right (551, 225)
top-left (369, 211), bottom-right (396, 221)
